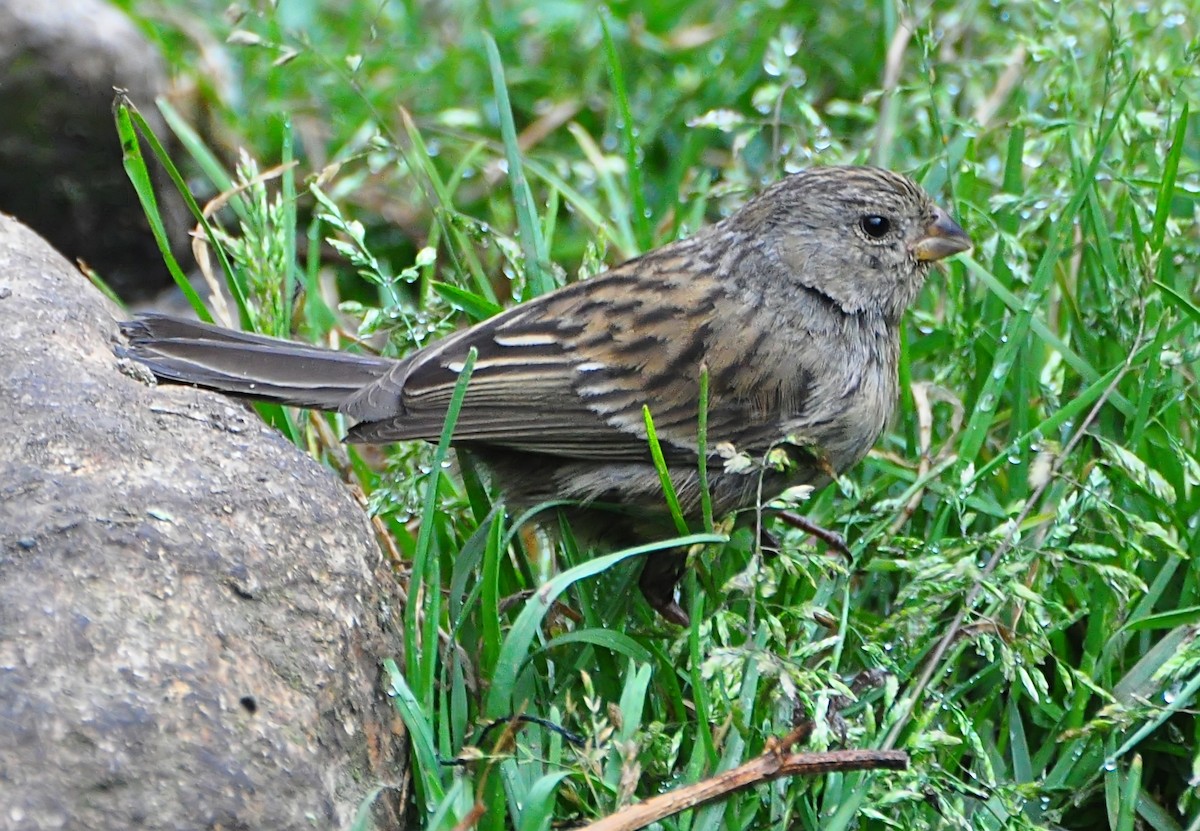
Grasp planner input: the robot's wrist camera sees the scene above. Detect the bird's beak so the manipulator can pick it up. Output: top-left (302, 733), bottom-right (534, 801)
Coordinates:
top-left (911, 207), bottom-right (972, 262)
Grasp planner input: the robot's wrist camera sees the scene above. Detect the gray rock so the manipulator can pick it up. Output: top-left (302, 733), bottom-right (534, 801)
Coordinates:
top-left (0, 214), bottom-right (408, 830)
top-left (0, 0), bottom-right (191, 301)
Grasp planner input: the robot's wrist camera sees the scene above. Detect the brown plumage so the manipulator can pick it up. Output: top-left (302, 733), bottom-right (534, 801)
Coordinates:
top-left (121, 165), bottom-right (971, 623)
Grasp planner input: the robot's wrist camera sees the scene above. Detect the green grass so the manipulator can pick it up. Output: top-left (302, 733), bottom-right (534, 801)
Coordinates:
top-left (117, 1), bottom-right (1199, 828)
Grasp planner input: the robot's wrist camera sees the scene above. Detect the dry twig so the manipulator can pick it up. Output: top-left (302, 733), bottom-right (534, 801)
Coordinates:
top-left (576, 746), bottom-right (907, 831)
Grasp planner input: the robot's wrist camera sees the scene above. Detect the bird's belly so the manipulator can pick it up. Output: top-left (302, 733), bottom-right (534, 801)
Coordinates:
top-left (786, 364), bottom-right (894, 475)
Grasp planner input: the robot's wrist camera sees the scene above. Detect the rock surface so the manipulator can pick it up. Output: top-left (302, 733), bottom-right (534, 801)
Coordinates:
top-left (0, 214), bottom-right (407, 830)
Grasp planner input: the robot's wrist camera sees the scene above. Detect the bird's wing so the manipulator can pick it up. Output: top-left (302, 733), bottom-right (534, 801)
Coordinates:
top-left (341, 242), bottom-right (801, 463)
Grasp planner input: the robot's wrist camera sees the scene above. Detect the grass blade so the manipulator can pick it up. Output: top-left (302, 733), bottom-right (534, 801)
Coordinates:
top-left (643, 405), bottom-right (689, 536)
top-left (599, 8), bottom-right (651, 250)
top-left (484, 533), bottom-right (725, 718)
top-left (483, 33), bottom-right (553, 298)
top-left (406, 347), bottom-right (477, 710)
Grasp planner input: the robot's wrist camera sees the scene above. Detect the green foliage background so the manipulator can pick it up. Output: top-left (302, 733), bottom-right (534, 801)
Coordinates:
top-left (116, 0), bottom-right (1199, 828)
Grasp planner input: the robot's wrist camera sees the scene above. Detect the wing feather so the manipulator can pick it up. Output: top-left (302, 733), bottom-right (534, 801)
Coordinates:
top-left (342, 233), bottom-right (816, 463)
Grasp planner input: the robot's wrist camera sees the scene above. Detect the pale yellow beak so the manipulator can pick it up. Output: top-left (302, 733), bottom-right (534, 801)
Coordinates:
top-left (911, 207), bottom-right (972, 262)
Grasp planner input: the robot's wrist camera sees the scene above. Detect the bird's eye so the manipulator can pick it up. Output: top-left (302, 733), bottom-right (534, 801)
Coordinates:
top-left (859, 215), bottom-right (892, 239)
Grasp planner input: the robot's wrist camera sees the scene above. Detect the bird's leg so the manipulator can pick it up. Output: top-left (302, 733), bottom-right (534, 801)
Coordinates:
top-left (772, 510), bottom-right (851, 558)
top-left (786, 668), bottom-right (889, 748)
top-left (638, 550), bottom-right (690, 626)
top-left (758, 526), bottom-right (781, 554)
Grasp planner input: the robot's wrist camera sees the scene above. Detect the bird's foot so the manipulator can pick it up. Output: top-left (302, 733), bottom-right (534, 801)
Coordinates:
top-left (638, 551), bottom-right (690, 626)
top-left (773, 510), bottom-right (851, 558)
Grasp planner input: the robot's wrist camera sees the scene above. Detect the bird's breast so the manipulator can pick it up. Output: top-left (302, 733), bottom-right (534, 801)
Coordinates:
top-left (792, 326), bottom-right (899, 473)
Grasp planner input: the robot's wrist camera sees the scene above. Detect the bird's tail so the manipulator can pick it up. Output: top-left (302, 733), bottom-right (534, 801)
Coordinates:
top-left (119, 313), bottom-right (394, 411)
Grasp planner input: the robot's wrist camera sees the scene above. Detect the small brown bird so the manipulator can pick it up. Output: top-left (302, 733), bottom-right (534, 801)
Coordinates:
top-left (121, 165), bottom-right (970, 623)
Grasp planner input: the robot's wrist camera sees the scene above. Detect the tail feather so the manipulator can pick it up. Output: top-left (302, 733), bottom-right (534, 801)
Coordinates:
top-left (119, 313), bottom-right (395, 411)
